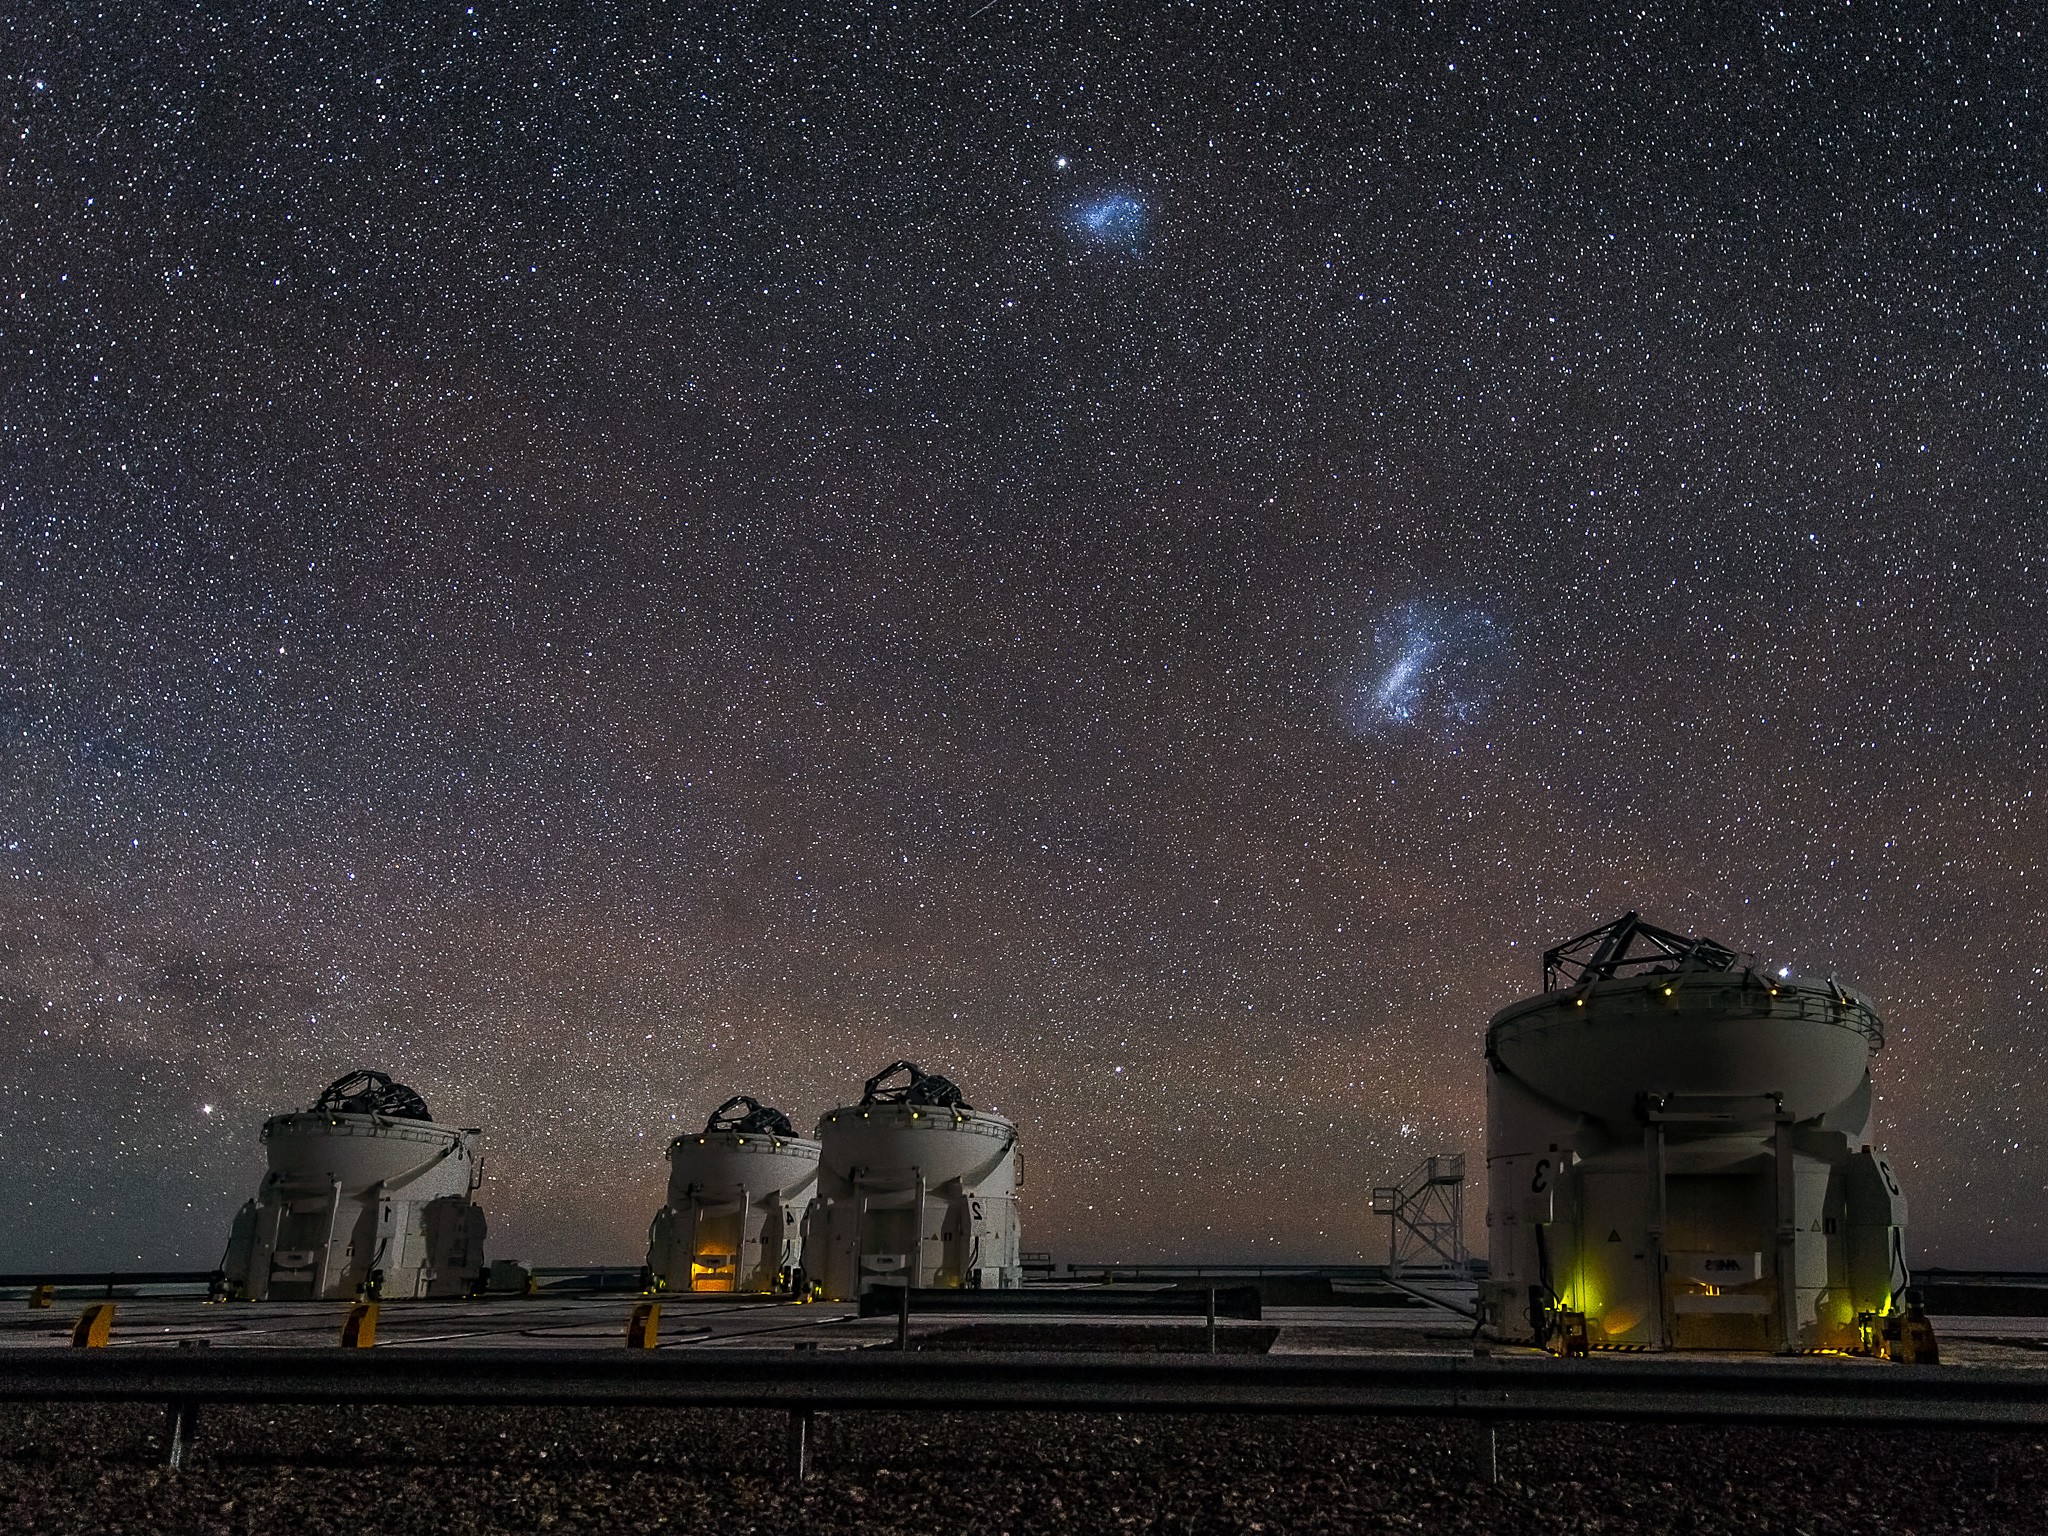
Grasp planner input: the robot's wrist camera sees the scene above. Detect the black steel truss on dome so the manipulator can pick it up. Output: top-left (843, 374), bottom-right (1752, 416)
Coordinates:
top-left (860, 1060), bottom-right (971, 1110)
top-left (1542, 911), bottom-right (1741, 992)
top-left (703, 1094), bottom-right (796, 1136)
top-left (308, 1069), bottom-right (432, 1122)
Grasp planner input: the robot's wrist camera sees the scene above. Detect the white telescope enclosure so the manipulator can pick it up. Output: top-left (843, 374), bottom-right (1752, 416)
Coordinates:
top-left (807, 1061), bottom-right (1021, 1300)
top-left (1484, 913), bottom-right (1907, 1353)
top-left (647, 1094), bottom-right (820, 1294)
top-left (220, 1070), bottom-right (487, 1301)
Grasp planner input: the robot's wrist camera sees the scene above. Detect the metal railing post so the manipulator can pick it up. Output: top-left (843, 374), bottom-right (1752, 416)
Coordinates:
top-left (1470, 1419), bottom-right (1498, 1484)
top-left (164, 1400), bottom-right (196, 1469)
top-left (786, 1407), bottom-right (812, 1480)
top-left (1469, 1344), bottom-right (1499, 1483)
top-left (787, 1338), bottom-right (819, 1480)
top-left (164, 1339), bottom-right (207, 1469)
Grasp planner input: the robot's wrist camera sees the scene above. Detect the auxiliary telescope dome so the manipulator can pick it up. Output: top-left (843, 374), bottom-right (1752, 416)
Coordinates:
top-left (804, 1061), bottom-right (1022, 1301)
top-left (219, 1069), bottom-right (489, 1301)
top-left (1483, 913), bottom-right (1907, 1353)
top-left (646, 1093), bottom-right (820, 1294)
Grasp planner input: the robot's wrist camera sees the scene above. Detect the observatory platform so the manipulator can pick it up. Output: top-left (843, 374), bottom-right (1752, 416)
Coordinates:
top-left (2, 1277), bottom-right (2044, 1366)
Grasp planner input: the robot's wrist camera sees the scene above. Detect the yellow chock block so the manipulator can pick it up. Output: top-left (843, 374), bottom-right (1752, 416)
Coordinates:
top-left (1549, 1310), bottom-right (1590, 1358)
top-left (1895, 1292), bottom-right (1940, 1365)
top-left (625, 1300), bottom-right (661, 1349)
top-left (28, 1284), bottom-right (55, 1310)
top-left (1900, 1315), bottom-right (1940, 1365)
top-left (71, 1302), bottom-right (115, 1348)
top-left (339, 1300), bottom-right (378, 1348)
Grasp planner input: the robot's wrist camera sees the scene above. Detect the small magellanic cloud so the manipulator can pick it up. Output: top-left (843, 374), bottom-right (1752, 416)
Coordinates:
top-left (1071, 193), bottom-right (1146, 247)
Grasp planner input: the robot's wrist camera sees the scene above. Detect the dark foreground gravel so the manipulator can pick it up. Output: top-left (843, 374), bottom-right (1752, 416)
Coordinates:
top-left (1, 1400), bottom-right (2040, 1535)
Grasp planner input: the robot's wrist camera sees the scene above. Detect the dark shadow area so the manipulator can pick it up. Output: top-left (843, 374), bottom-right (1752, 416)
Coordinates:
top-left (915, 1323), bottom-right (1281, 1353)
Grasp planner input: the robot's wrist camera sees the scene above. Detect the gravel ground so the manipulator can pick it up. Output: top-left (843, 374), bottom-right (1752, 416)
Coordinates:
top-left (1, 1401), bottom-right (2039, 1535)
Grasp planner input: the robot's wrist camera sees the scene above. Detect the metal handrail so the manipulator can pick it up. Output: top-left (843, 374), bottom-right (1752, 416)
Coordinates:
top-left (1489, 976), bottom-right (1885, 1056)
top-left (0, 1346), bottom-right (2037, 1427)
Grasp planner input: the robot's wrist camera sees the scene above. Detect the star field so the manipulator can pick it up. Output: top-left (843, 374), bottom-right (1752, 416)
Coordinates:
top-left (2, 6), bottom-right (2045, 1269)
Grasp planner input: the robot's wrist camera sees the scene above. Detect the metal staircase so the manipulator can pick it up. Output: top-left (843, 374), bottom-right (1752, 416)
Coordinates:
top-left (1370, 1154), bottom-right (1469, 1276)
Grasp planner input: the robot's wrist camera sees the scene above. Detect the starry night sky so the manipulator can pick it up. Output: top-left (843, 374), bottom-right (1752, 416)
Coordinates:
top-left (5, 6), bottom-right (2044, 1271)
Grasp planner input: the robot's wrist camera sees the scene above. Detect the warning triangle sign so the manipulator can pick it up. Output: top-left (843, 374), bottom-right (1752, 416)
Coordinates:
top-left (1607, 1229), bottom-right (1622, 1242)
top-left (1811, 1219), bottom-right (1822, 1231)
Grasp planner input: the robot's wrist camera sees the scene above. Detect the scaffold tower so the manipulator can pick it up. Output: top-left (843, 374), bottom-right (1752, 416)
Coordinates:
top-left (1370, 1153), bottom-right (1468, 1275)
